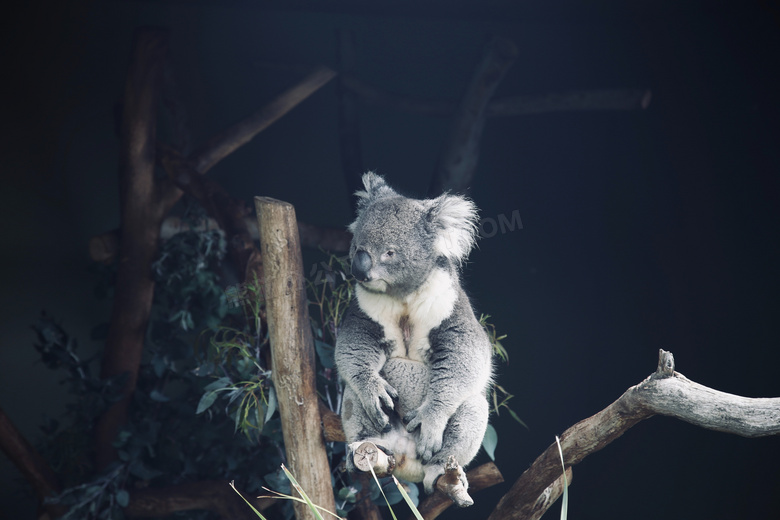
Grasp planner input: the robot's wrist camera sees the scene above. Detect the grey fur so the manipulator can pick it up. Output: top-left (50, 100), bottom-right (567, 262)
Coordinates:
top-left (335, 172), bottom-right (493, 495)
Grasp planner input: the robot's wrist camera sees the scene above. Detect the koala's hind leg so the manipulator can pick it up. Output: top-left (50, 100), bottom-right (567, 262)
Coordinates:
top-left (422, 392), bottom-right (489, 506)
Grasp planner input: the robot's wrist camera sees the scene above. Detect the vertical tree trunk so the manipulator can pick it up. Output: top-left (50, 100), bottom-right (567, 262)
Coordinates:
top-left (94, 27), bottom-right (177, 469)
top-left (255, 197), bottom-right (336, 520)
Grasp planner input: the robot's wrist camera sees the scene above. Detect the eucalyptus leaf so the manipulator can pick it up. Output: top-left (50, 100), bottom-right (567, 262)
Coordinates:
top-left (482, 423), bottom-right (498, 461)
top-left (196, 390), bottom-right (219, 414)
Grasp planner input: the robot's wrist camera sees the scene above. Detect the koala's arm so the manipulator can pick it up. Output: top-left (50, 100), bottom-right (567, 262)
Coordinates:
top-left (404, 290), bottom-right (493, 462)
top-left (335, 301), bottom-right (398, 432)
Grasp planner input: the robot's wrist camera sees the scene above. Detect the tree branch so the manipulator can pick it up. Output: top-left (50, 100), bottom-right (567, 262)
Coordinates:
top-left (94, 27), bottom-right (172, 470)
top-left (342, 75), bottom-right (651, 117)
top-left (89, 217), bottom-right (350, 264)
top-left (414, 462), bottom-right (504, 520)
top-left (255, 196), bottom-right (337, 520)
top-left (190, 66), bottom-right (336, 175)
top-left (431, 37), bottom-right (518, 195)
top-left (0, 405), bottom-right (62, 515)
top-left (126, 480), bottom-right (274, 520)
top-left (488, 349), bottom-right (780, 520)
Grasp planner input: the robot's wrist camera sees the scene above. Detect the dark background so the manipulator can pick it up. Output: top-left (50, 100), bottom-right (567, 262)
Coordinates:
top-left (2, 1), bottom-right (779, 519)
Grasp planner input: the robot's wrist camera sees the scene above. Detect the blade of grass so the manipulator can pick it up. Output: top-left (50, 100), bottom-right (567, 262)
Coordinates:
top-left (391, 476), bottom-right (424, 520)
top-left (281, 464), bottom-right (327, 520)
top-left (555, 436), bottom-right (569, 520)
top-left (229, 480), bottom-right (269, 520)
top-left (368, 465), bottom-right (399, 520)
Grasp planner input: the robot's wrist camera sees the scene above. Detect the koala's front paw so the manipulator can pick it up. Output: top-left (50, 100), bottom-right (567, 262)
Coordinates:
top-left (404, 407), bottom-right (445, 463)
top-left (360, 378), bottom-right (398, 432)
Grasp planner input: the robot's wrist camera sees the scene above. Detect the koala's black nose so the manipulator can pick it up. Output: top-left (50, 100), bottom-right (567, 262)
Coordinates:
top-left (351, 250), bottom-right (372, 282)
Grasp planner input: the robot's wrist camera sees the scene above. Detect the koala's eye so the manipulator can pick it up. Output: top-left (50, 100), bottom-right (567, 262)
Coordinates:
top-left (386, 250), bottom-right (394, 257)
top-left (381, 250), bottom-right (396, 262)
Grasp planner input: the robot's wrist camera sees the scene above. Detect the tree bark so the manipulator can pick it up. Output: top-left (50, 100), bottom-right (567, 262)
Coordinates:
top-left (413, 462), bottom-right (504, 520)
top-left (336, 29), bottom-right (366, 198)
top-left (255, 196), bottom-right (337, 520)
top-left (94, 27), bottom-right (182, 470)
top-left (342, 75), bottom-right (651, 117)
top-left (126, 480), bottom-right (274, 519)
top-left (487, 350), bottom-right (780, 520)
top-left (430, 37), bottom-right (518, 195)
top-left (0, 406), bottom-right (62, 516)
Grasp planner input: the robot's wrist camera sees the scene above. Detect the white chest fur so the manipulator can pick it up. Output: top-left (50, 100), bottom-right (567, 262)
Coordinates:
top-left (355, 269), bottom-right (457, 362)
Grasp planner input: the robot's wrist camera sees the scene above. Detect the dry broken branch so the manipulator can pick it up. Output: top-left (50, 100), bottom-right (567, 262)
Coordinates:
top-left (255, 196), bottom-right (336, 520)
top-left (414, 462), bottom-right (504, 520)
top-left (488, 349), bottom-right (780, 520)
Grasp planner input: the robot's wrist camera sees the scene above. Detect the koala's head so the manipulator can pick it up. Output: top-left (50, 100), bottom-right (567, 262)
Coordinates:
top-left (347, 172), bottom-right (479, 298)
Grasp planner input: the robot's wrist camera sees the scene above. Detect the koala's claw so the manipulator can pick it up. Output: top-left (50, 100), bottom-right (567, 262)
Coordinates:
top-left (363, 379), bottom-right (398, 432)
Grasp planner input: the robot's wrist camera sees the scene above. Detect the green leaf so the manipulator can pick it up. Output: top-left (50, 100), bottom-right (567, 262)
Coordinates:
top-left (149, 389), bottom-right (169, 402)
top-left (314, 340), bottom-right (335, 369)
top-left (196, 390), bottom-right (219, 414)
top-left (264, 387), bottom-right (277, 424)
top-left (115, 489), bottom-right (129, 508)
top-left (482, 423), bottom-right (498, 461)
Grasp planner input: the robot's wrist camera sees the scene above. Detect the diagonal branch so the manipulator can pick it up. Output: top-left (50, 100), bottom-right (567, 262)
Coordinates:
top-left (488, 350), bottom-right (780, 520)
top-left (190, 65), bottom-right (336, 175)
top-left (0, 405), bottom-right (61, 510)
top-left (431, 37), bottom-right (518, 195)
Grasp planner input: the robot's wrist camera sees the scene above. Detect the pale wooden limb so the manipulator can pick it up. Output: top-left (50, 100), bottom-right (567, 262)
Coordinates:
top-left (255, 197), bottom-right (337, 520)
top-left (487, 350), bottom-right (780, 520)
top-left (431, 37), bottom-right (518, 195)
top-left (191, 66), bottom-right (336, 175)
top-left (414, 462), bottom-right (504, 520)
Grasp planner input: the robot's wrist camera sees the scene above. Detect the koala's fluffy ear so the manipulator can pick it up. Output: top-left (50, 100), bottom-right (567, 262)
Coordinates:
top-left (427, 194), bottom-right (479, 264)
top-left (354, 172), bottom-right (397, 209)
top-left (349, 172), bottom-right (398, 232)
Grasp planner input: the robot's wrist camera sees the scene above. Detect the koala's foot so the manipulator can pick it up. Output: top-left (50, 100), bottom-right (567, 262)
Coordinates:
top-left (434, 456), bottom-right (473, 508)
top-left (348, 441), bottom-right (396, 477)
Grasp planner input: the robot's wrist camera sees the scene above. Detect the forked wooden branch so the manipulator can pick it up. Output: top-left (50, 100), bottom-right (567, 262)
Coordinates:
top-left (488, 349), bottom-right (780, 520)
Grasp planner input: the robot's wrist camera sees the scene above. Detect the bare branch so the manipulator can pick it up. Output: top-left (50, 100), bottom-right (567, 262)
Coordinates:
top-left (255, 196), bottom-right (337, 520)
top-left (415, 462), bottom-right (504, 520)
top-left (488, 350), bottom-right (780, 520)
top-left (0, 405), bottom-right (62, 514)
top-left (94, 27), bottom-right (171, 470)
top-left (190, 66), bottom-right (336, 174)
top-left (342, 76), bottom-right (652, 117)
top-left (487, 89), bottom-right (652, 115)
top-left (126, 480), bottom-right (274, 520)
top-left (431, 37), bottom-right (518, 195)
top-left (337, 29), bottom-right (365, 197)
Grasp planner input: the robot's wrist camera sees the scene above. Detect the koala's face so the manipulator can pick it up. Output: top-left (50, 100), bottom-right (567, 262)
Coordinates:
top-left (349, 197), bottom-right (437, 297)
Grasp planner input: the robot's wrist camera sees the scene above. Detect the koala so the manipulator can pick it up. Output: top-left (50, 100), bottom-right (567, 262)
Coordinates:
top-left (335, 172), bottom-right (492, 507)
